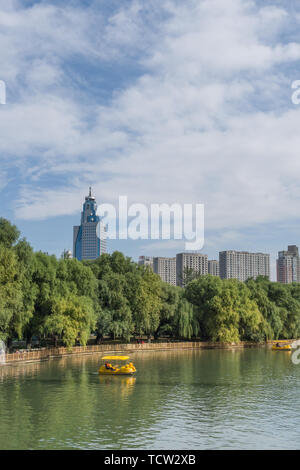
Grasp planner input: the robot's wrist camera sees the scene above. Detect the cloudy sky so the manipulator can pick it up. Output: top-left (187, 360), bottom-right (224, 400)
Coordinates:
top-left (1, 0), bottom-right (300, 278)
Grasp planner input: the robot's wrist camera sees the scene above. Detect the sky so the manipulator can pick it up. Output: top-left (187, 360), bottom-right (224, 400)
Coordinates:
top-left (1, 0), bottom-right (300, 279)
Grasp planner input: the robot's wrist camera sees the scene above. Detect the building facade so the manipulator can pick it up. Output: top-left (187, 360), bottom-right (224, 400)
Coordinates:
top-left (153, 257), bottom-right (176, 286)
top-left (208, 260), bottom-right (219, 277)
top-left (277, 245), bottom-right (300, 284)
top-left (219, 250), bottom-right (270, 281)
top-left (73, 187), bottom-right (106, 261)
top-left (138, 256), bottom-right (153, 269)
top-left (176, 252), bottom-right (208, 287)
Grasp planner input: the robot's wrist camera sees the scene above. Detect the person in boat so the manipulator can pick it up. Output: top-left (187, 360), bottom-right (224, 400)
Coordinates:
top-left (105, 362), bottom-right (116, 371)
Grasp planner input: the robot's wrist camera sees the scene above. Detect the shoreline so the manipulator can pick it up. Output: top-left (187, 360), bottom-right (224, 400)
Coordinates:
top-left (0, 340), bottom-right (275, 366)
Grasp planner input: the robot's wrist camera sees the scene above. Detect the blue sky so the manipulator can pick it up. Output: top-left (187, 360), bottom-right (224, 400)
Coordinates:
top-left (1, 0), bottom-right (300, 280)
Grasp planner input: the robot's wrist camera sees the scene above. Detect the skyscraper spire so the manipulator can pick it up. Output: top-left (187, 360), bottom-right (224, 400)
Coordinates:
top-left (73, 189), bottom-right (107, 260)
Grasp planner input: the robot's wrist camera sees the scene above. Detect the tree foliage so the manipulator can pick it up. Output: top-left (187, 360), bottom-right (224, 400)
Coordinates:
top-left (44, 294), bottom-right (96, 349)
top-left (1, 219), bottom-right (300, 348)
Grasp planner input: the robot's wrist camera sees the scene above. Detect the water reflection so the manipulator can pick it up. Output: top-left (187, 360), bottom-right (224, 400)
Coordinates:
top-left (0, 348), bottom-right (299, 449)
top-left (98, 376), bottom-right (136, 398)
top-left (0, 360), bottom-right (42, 382)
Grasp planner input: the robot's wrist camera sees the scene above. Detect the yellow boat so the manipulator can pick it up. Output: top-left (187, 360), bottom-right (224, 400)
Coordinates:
top-left (98, 356), bottom-right (136, 375)
top-left (272, 342), bottom-right (292, 351)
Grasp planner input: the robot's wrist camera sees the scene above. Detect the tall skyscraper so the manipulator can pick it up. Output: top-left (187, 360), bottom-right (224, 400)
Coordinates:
top-left (219, 251), bottom-right (270, 281)
top-left (208, 260), bottom-right (219, 277)
top-left (73, 187), bottom-right (106, 261)
top-left (153, 257), bottom-right (176, 286)
top-left (176, 252), bottom-right (208, 287)
top-left (277, 245), bottom-right (300, 284)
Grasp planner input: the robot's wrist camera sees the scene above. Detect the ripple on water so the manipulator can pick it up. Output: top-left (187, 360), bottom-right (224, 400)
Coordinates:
top-left (0, 349), bottom-right (299, 449)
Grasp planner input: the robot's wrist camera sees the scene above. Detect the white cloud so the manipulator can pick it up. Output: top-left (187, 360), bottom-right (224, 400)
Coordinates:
top-left (1, 0), bottom-right (300, 252)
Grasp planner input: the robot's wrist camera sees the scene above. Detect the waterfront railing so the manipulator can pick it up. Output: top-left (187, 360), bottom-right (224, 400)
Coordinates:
top-left (2, 341), bottom-right (267, 364)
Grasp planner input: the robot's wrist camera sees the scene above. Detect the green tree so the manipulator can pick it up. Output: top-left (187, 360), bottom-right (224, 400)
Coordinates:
top-left (0, 218), bottom-right (20, 248)
top-left (26, 251), bottom-right (59, 339)
top-left (236, 282), bottom-right (267, 341)
top-left (0, 246), bottom-right (23, 343)
top-left (174, 297), bottom-right (199, 339)
top-left (154, 284), bottom-right (180, 338)
top-left (10, 239), bottom-right (37, 343)
top-left (97, 272), bottom-right (133, 341)
top-left (44, 294), bottom-right (96, 349)
top-left (185, 276), bottom-right (240, 342)
top-left (205, 281), bottom-right (241, 342)
top-left (267, 282), bottom-right (300, 339)
top-left (0, 221), bottom-right (38, 345)
top-left (89, 252), bottom-right (164, 341)
top-left (125, 270), bottom-right (162, 336)
top-left (246, 278), bottom-right (282, 339)
top-left (179, 267), bottom-right (201, 287)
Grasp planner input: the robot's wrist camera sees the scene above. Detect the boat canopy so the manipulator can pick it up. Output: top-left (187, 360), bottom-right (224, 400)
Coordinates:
top-left (101, 356), bottom-right (130, 360)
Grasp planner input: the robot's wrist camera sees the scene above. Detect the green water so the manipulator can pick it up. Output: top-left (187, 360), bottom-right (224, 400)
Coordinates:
top-left (0, 348), bottom-right (299, 449)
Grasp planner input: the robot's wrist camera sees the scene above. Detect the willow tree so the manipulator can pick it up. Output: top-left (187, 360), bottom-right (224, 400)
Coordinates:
top-left (44, 294), bottom-right (96, 349)
top-left (0, 246), bottom-right (23, 343)
top-left (96, 271), bottom-right (134, 341)
top-left (174, 298), bottom-right (198, 339)
top-left (235, 281), bottom-right (267, 342)
top-left (11, 239), bottom-right (37, 343)
top-left (0, 219), bottom-right (36, 344)
top-left (245, 278), bottom-right (282, 340)
top-left (205, 282), bottom-right (241, 342)
top-left (267, 282), bottom-right (300, 339)
top-left (125, 270), bottom-right (163, 337)
top-left (154, 284), bottom-right (180, 338)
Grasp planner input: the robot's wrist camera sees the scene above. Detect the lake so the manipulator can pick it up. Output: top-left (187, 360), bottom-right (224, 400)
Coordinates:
top-left (0, 347), bottom-right (299, 449)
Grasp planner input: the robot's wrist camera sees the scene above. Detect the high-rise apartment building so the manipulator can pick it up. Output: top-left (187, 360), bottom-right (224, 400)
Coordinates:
top-left (219, 251), bottom-right (270, 281)
top-left (138, 256), bottom-right (153, 269)
top-left (73, 187), bottom-right (106, 261)
top-left (277, 245), bottom-right (300, 284)
top-left (153, 257), bottom-right (176, 286)
top-left (208, 260), bottom-right (219, 277)
top-left (176, 253), bottom-right (208, 287)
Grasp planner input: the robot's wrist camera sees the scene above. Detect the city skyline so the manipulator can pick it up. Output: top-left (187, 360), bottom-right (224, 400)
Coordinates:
top-left (7, 200), bottom-right (300, 282)
top-left (4, 190), bottom-right (300, 282)
top-left (2, 1), bottom-right (300, 281)
top-left (139, 250), bottom-right (271, 285)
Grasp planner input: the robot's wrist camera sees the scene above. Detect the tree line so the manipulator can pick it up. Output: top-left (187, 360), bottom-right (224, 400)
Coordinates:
top-left (0, 218), bottom-right (299, 349)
